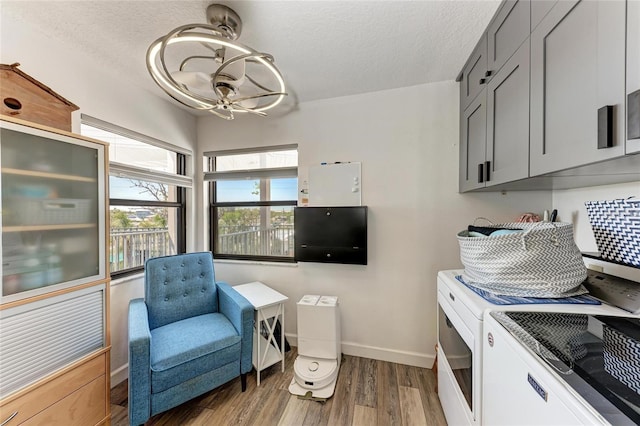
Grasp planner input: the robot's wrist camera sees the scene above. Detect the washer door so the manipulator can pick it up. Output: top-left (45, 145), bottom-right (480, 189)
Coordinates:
top-left (438, 302), bottom-right (473, 412)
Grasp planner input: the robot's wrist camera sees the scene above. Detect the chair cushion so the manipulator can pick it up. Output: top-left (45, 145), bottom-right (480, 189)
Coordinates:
top-left (145, 253), bottom-right (218, 330)
top-left (150, 313), bottom-right (241, 393)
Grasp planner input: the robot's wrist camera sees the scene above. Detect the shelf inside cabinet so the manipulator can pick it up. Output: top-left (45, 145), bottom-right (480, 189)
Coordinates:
top-left (2, 168), bottom-right (97, 183)
top-left (2, 223), bottom-right (97, 233)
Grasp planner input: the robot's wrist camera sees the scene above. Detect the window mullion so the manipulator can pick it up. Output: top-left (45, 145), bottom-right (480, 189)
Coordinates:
top-left (211, 200), bottom-right (296, 208)
top-left (177, 153), bottom-right (187, 254)
top-left (110, 199), bottom-right (182, 208)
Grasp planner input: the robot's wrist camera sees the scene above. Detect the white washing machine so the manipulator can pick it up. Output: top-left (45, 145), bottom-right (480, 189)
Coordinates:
top-left (289, 295), bottom-right (341, 399)
top-left (437, 257), bottom-right (640, 425)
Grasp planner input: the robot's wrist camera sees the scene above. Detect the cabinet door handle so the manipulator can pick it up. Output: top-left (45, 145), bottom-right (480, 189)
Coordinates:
top-left (0, 412), bottom-right (18, 426)
top-left (627, 89), bottom-right (640, 140)
top-left (479, 78), bottom-right (487, 85)
top-left (478, 163), bottom-right (484, 183)
top-left (485, 160), bottom-right (491, 182)
top-left (485, 70), bottom-right (493, 78)
top-left (597, 105), bottom-right (614, 149)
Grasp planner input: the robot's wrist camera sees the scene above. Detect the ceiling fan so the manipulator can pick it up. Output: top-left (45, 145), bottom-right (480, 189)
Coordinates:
top-left (146, 4), bottom-right (287, 120)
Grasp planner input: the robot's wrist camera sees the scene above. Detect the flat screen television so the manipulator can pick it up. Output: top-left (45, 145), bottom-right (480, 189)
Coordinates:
top-left (294, 206), bottom-right (367, 265)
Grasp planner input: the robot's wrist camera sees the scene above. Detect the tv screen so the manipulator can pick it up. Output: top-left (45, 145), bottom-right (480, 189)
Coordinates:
top-left (294, 206), bottom-right (367, 265)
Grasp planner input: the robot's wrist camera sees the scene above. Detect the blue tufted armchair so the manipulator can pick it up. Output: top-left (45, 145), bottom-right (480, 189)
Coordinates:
top-left (128, 252), bottom-right (254, 425)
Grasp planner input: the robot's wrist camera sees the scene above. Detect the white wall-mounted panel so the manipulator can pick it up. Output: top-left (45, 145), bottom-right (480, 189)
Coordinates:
top-left (309, 162), bottom-right (362, 206)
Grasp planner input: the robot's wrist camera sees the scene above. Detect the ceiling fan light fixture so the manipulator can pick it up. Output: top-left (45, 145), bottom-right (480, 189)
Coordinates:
top-left (146, 4), bottom-right (287, 120)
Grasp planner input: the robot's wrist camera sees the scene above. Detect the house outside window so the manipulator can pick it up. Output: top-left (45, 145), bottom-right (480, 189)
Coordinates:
top-left (206, 145), bottom-right (298, 262)
top-left (80, 115), bottom-right (191, 277)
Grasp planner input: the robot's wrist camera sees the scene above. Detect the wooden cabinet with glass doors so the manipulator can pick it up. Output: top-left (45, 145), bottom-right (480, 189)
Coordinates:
top-left (0, 116), bottom-right (110, 425)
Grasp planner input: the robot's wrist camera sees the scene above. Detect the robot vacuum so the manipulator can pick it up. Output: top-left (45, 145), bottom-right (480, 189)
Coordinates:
top-left (288, 295), bottom-right (341, 400)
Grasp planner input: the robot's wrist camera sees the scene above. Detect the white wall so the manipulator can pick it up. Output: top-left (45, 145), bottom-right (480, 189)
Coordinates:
top-left (552, 181), bottom-right (640, 251)
top-left (196, 81), bottom-right (552, 367)
top-left (1, 15), bottom-right (198, 386)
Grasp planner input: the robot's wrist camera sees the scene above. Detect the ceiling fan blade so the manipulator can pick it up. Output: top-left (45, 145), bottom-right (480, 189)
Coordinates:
top-left (209, 105), bottom-right (234, 120)
top-left (171, 71), bottom-right (212, 90)
top-left (232, 92), bottom-right (288, 103)
top-left (230, 103), bottom-right (267, 116)
top-left (230, 86), bottom-right (259, 108)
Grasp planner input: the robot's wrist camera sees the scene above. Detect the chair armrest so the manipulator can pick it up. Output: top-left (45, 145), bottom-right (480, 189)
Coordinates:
top-left (217, 282), bottom-right (254, 374)
top-left (128, 298), bottom-right (151, 425)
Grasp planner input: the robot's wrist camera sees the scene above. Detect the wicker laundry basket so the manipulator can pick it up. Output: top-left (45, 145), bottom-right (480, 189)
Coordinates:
top-left (457, 221), bottom-right (587, 297)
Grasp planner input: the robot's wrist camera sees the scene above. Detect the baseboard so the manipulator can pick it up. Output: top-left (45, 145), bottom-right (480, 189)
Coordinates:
top-left (110, 337), bottom-right (436, 386)
top-left (111, 363), bottom-right (128, 387)
top-left (284, 333), bottom-right (434, 369)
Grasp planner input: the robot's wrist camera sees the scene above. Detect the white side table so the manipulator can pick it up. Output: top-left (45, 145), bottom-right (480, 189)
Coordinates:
top-left (233, 281), bottom-right (288, 385)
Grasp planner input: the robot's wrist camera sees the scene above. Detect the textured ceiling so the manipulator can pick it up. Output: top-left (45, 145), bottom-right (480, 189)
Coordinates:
top-left (2, 0), bottom-right (501, 114)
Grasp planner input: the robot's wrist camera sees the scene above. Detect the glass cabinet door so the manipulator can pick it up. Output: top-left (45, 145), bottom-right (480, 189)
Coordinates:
top-left (1, 121), bottom-right (106, 302)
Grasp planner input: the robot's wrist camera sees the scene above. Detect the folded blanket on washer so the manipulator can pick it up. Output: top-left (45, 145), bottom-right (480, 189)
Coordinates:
top-left (455, 275), bottom-right (601, 305)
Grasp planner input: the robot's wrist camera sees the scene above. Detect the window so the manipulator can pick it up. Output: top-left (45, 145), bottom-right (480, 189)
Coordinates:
top-left (81, 115), bottom-right (192, 277)
top-left (205, 145), bottom-right (298, 261)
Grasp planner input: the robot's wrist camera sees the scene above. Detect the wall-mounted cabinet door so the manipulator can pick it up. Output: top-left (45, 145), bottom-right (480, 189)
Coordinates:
top-left (460, 35), bottom-right (488, 111)
top-left (487, 0), bottom-right (530, 76)
top-left (627, 0), bottom-right (640, 154)
top-left (459, 93), bottom-right (487, 192)
top-left (530, 0), bottom-right (626, 176)
top-left (531, 1), bottom-right (557, 32)
top-left (485, 41), bottom-right (530, 186)
top-left (1, 120), bottom-right (107, 304)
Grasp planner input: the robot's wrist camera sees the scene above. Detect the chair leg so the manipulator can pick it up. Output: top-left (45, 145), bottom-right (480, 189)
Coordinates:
top-left (241, 373), bottom-right (247, 392)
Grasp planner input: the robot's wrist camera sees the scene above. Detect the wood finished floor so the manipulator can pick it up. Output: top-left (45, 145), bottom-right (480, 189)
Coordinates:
top-left (110, 348), bottom-right (446, 426)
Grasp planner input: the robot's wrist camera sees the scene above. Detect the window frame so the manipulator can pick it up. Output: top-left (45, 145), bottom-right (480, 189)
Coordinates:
top-left (109, 155), bottom-right (187, 278)
top-left (206, 148), bottom-right (298, 263)
top-left (80, 115), bottom-right (189, 278)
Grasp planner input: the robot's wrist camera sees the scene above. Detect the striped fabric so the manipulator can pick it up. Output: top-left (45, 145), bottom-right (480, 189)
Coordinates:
top-left (585, 198), bottom-right (640, 267)
top-left (456, 276), bottom-right (601, 305)
top-left (603, 325), bottom-right (640, 394)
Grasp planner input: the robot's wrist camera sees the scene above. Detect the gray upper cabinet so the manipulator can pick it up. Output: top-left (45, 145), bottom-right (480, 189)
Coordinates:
top-left (460, 35), bottom-right (488, 111)
top-left (486, 41), bottom-right (530, 186)
top-left (531, 1), bottom-right (557, 31)
top-left (459, 41), bottom-right (530, 193)
top-left (487, 0), bottom-right (530, 76)
top-left (458, 0), bottom-right (637, 192)
top-left (530, 0), bottom-right (626, 175)
top-left (460, 92), bottom-right (487, 192)
top-left (459, 0), bottom-right (531, 193)
top-left (627, 0), bottom-right (640, 154)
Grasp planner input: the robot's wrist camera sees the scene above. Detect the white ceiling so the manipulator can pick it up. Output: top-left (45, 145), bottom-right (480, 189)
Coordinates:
top-left (2, 0), bottom-right (501, 115)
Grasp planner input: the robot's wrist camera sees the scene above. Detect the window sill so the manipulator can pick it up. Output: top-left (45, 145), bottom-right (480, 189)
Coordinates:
top-left (213, 259), bottom-right (299, 267)
top-left (110, 272), bottom-right (144, 286)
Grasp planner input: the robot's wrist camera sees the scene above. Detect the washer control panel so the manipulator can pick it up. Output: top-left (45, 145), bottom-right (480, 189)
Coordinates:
top-left (583, 269), bottom-right (640, 315)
